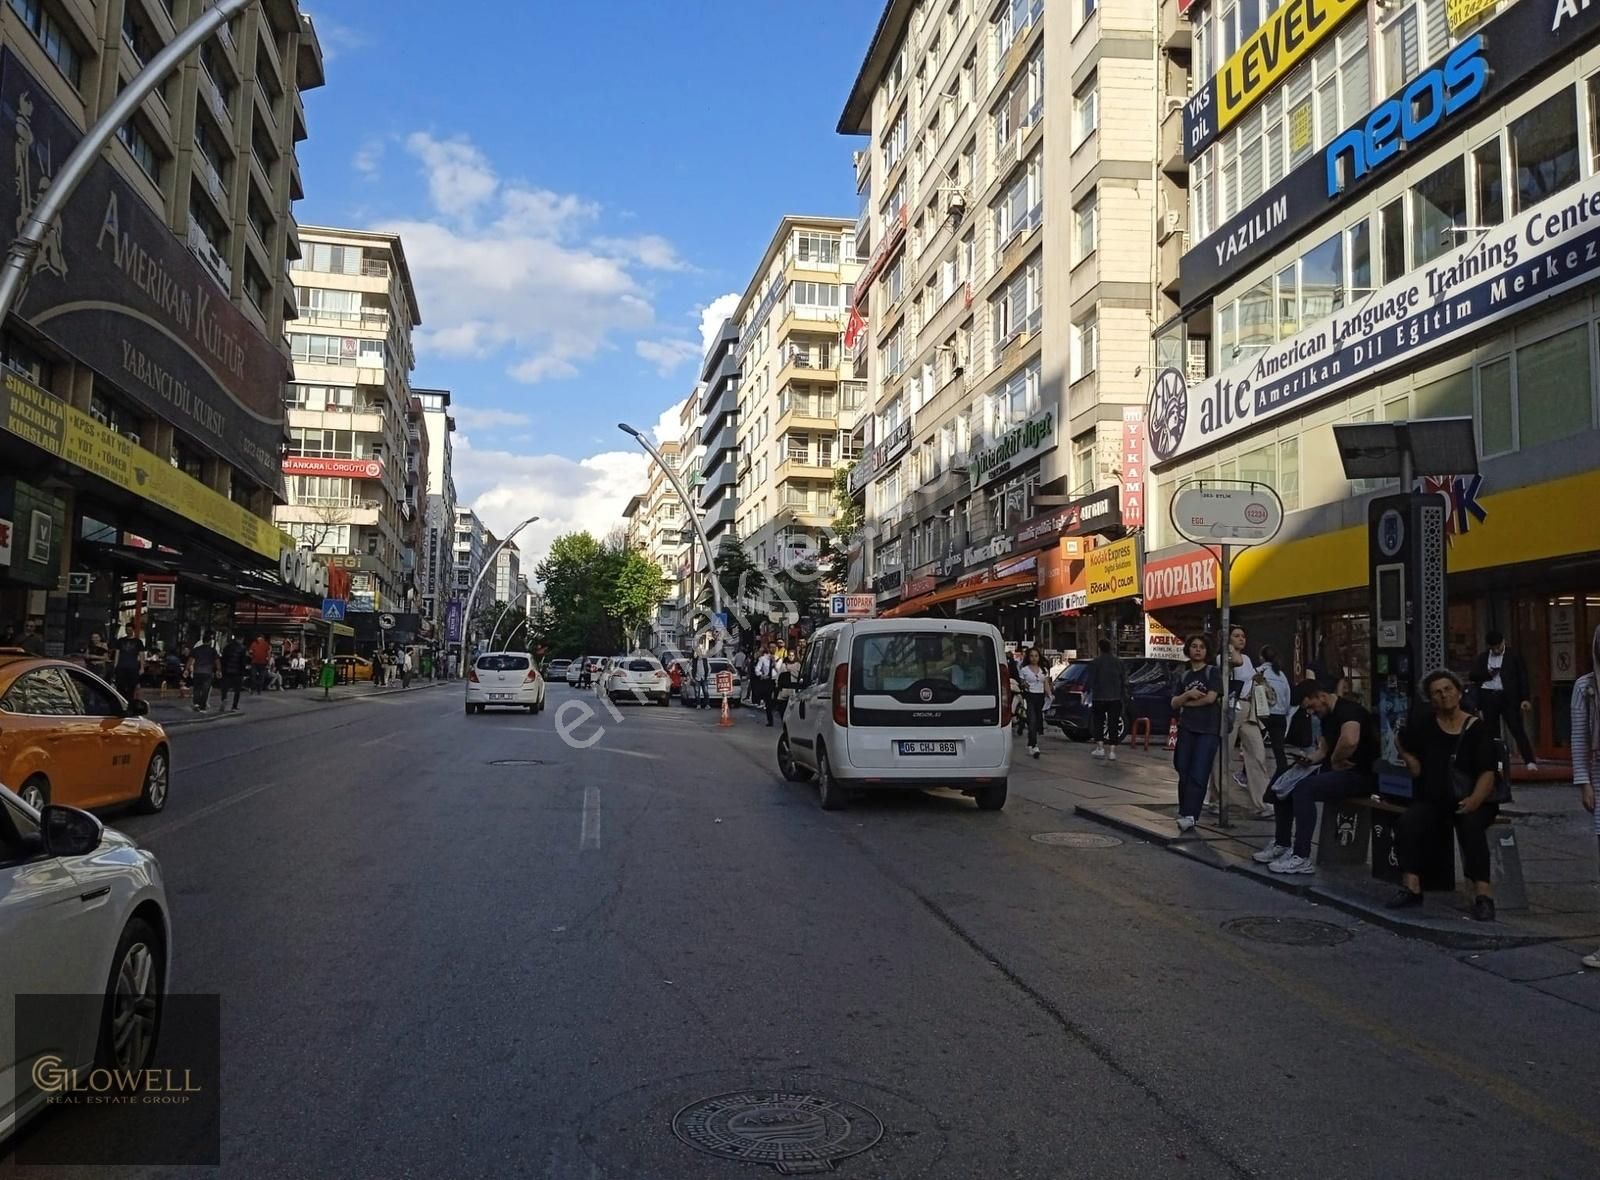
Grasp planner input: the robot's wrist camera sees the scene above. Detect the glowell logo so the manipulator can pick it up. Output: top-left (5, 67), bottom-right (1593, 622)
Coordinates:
top-left (1325, 37), bottom-right (1486, 197)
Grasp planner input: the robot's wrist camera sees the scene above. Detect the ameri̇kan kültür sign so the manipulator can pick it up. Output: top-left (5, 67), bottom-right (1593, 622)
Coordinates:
top-left (1148, 170), bottom-right (1600, 465)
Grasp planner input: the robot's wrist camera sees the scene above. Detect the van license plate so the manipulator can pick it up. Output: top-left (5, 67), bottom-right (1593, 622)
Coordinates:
top-left (898, 740), bottom-right (957, 755)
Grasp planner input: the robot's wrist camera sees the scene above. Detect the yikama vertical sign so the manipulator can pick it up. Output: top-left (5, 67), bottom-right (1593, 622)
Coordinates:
top-left (0, 51), bottom-right (290, 493)
top-left (1120, 407), bottom-right (1146, 529)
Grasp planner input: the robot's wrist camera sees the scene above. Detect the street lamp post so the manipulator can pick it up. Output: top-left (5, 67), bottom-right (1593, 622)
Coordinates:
top-left (0, 0), bottom-right (255, 324)
top-left (618, 424), bottom-right (726, 644)
top-left (458, 515), bottom-right (539, 676)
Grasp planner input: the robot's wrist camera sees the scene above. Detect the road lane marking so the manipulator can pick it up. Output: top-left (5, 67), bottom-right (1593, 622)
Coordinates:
top-left (580, 786), bottom-right (601, 850)
top-left (136, 779), bottom-right (284, 843)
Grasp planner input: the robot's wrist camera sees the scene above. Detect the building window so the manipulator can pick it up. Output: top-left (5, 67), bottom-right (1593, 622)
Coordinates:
top-left (1073, 193), bottom-right (1097, 264)
top-left (1070, 316), bottom-right (1098, 383)
top-left (1509, 89), bottom-right (1581, 215)
top-left (1073, 77), bottom-right (1098, 148)
top-left (1300, 231), bottom-right (1343, 322)
top-left (1411, 157), bottom-right (1466, 268)
top-left (1275, 263), bottom-right (1298, 341)
top-left (1379, 199), bottom-right (1406, 286)
top-left (795, 231), bottom-right (840, 265)
top-left (1516, 324), bottom-right (1593, 449)
top-left (1478, 357), bottom-right (1514, 457)
top-left (117, 118), bottom-right (161, 183)
top-left (292, 243), bottom-right (364, 275)
top-left (290, 333), bottom-right (359, 367)
top-left (1472, 138), bottom-right (1505, 228)
top-left (1237, 279), bottom-right (1273, 360)
top-left (1278, 438), bottom-right (1300, 511)
top-left (1239, 444), bottom-right (1275, 490)
top-left (9, 0), bottom-right (82, 86)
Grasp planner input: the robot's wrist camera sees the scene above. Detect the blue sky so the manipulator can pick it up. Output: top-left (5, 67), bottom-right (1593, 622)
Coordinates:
top-left (296, 0), bottom-right (879, 560)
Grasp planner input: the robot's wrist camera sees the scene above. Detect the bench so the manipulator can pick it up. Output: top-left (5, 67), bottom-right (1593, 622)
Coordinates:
top-left (1320, 795), bottom-right (1526, 909)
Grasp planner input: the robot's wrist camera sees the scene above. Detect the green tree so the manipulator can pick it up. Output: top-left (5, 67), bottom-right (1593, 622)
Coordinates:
top-left (468, 600), bottom-right (533, 652)
top-left (535, 532), bottom-right (618, 656)
top-left (607, 547), bottom-right (669, 649)
top-left (817, 464), bottom-right (865, 595)
top-left (699, 537), bottom-right (768, 642)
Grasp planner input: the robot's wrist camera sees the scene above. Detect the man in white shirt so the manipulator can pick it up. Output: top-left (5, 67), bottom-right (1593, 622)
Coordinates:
top-left (754, 642), bottom-right (777, 726)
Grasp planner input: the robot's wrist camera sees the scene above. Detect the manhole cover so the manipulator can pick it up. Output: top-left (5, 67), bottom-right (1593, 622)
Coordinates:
top-left (1031, 831), bottom-right (1122, 848)
top-left (1222, 916), bottom-right (1354, 946)
top-left (486, 759), bottom-right (544, 766)
top-left (672, 1090), bottom-right (883, 1174)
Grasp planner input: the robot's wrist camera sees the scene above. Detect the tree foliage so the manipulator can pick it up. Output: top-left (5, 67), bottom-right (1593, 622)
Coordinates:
top-left (608, 548), bottom-right (669, 648)
top-left (533, 531), bottom-right (672, 656)
top-left (468, 601), bottom-right (534, 652)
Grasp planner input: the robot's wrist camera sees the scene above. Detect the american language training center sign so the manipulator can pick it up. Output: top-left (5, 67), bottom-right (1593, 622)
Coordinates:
top-left (1181, 0), bottom-right (1600, 306)
top-left (1150, 169), bottom-right (1600, 464)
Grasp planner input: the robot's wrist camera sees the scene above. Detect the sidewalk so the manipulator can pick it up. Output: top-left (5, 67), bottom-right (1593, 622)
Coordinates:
top-left (1014, 732), bottom-right (1600, 952)
top-left (140, 678), bottom-right (453, 729)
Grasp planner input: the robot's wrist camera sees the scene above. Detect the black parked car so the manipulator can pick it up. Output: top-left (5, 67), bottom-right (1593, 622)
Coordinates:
top-left (1046, 658), bottom-right (1186, 741)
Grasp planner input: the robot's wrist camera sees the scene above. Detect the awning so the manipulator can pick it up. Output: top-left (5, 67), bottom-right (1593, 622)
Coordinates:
top-left (81, 541), bottom-right (315, 607)
top-left (880, 570), bottom-right (1037, 618)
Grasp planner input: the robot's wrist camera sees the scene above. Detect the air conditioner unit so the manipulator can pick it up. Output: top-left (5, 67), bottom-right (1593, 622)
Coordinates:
top-left (1164, 97), bottom-right (1186, 114)
top-left (1161, 209), bottom-right (1183, 239)
top-left (1185, 338), bottom-right (1208, 385)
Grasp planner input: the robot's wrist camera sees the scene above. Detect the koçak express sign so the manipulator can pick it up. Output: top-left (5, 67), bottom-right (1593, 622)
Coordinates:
top-left (1086, 536), bottom-right (1140, 605)
top-left (969, 408), bottom-right (1056, 489)
top-left (1153, 169), bottom-right (1600, 464)
top-left (0, 52), bottom-right (290, 493)
top-left (1182, 0), bottom-right (1600, 306)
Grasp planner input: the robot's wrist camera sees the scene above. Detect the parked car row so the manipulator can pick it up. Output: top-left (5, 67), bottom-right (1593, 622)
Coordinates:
top-left (1045, 658), bottom-right (1186, 742)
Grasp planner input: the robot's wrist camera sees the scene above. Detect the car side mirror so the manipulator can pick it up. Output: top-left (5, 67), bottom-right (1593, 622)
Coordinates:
top-left (40, 805), bottom-right (104, 858)
top-left (125, 698), bottom-right (150, 717)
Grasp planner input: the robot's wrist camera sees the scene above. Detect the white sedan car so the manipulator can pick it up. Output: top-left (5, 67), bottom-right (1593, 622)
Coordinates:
top-left (605, 656), bottom-right (673, 705)
top-left (465, 652), bottom-right (547, 714)
top-left (1, 785), bottom-right (170, 1140)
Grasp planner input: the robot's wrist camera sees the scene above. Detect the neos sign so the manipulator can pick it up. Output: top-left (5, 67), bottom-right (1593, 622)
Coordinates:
top-left (1170, 485), bottom-right (1284, 546)
top-left (1326, 37), bottom-right (1486, 197)
top-left (279, 548), bottom-right (329, 598)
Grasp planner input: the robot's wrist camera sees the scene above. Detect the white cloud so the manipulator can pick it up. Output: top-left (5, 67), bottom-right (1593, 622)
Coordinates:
top-left (352, 138), bottom-right (384, 181)
top-left (697, 292), bottom-right (740, 355)
top-left (453, 406), bottom-right (533, 430)
top-left (389, 132), bottom-right (685, 384)
top-left (635, 339), bottom-right (700, 377)
top-left (454, 437), bottom-right (649, 573)
top-left (651, 398), bottom-right (687, 444)
top-left (306, 13), bottom-right (368, 62)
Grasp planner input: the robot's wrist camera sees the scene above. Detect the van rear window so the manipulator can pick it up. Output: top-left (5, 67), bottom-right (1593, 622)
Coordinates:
top-left (849, 632), bottom-right (999, 727)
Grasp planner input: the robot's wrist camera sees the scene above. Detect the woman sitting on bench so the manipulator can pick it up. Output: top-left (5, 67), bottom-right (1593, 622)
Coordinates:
top-left (1389, 669), bottom-right (1501, 922)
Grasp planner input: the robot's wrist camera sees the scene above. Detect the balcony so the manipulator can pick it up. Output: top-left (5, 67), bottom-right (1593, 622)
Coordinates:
top-left (777, 353), bottom-right (840, 390)
top-left (256, 24), bottom-right (285, 88)
top-left (704, 498), bottom-right (736, 532)
top-left (854, 147), bottom-right (871, 192)
top-left (1161, 0), bottom-right (1193, 52)
top-left (1160, 102), bottom-right (1186, 177)
top-left (775, 404), bottom-right (838, 436)
top-left (776, 455), bottom-right (837, 483)
top-left (185, 217), bottom-right (231, 290)
top-left (248, 148), bottom-right (275, 201)
top-left (1160, 231), bottom-right (1188, 297)
top-left (253, 80), bottom-right (280, 139)
top-left (776, 502), bottom-right (834, 529)
top-left (703, 421), bottom-right (738, 458)
top-left (198, 65), bottom-right (234, 134)
top-left (776, 305), bottom-right (843, 340)
top-left (295, 307), bottom-right (391, 333)
top-left (191, 148), bottom-right (228, 213)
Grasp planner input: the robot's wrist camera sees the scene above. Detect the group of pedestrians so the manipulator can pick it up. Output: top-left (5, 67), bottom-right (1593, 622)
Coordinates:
top-left (186, 632), bottom-right (249, 713)
top-left (751, 640), bottom-right (803, 726)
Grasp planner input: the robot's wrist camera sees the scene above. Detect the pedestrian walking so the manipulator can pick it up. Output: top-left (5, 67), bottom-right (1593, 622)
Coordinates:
top-left (1570, 624), bottom-right (1600, 968)
top-left (692, 650), bottom-right (712, 709)
top-left (218, 633), bottom-right (247, 711)
top-left (1386, 669), bottom-right (1506, 920)
top-left (1087, 639), bottom-right (1125, 761)
top-left (1018, 647), bottom-right (1052, 759)
top-left (774, 650), bottom-right (801, 719)
top-left (1226, 669), bottom-right (1276, 819)
top-left (400, 648), bottom-right (413, 688)
top-left (755, 642), bottom-right (777, 726)
top-left (112, 623), bottom-right (144, 702)
top-left (80, 630), bottom-right (110, 678)
top-left (1470, 629), bottom-right (1538, 770)
top-left (248, 634), bottom-right (271, 694)
top-left (189, 633), bottom-right (219, 711)
top-left (371, 649), bottom-right (386, 687)
top-left (1259, 646), bottom-right (1293, 776)
top-left (18, 617), bottom-right (45, 656)
top-left (1171, 635), bottom-right (1223, 833)
top-left (1256, 675), bottom-right (1379, 875)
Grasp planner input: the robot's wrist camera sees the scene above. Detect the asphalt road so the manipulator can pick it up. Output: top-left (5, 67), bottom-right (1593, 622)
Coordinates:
top-left (7, 682), bottom-right (1599, 1179)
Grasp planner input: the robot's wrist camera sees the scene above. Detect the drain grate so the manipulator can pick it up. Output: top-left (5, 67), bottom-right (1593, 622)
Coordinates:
top-left (1031, 831), bottom-right (1122, 849)
top-left (673, 1090), bottom-right (883, 1174)
top-left (1222, 916), bottom-right (1354, 946)
top-left (486, 759), bottom-right (544, 766)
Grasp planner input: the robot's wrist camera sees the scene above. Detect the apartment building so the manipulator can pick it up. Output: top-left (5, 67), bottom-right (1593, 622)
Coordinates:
top-left (730, 216), bottom-right (866, 574)
top-left (454, 507), bottom-right (486, 601)
top-left (0, 0), bottom-right (324, 651)
top-left (1142, 0), bottom-right (1600, 752)
top-left (492, 540), bottom-right (520, 606)
top-left (698, 317), bottom-right (742, 559)
top-left (838, 0), bottom-right (1160, 653)
top-left (672, 386), bottom-right (706, 633)
top-left (276, 227), bottom-right (422, 616)
top-left (414, 387), bottom-right (456, 629)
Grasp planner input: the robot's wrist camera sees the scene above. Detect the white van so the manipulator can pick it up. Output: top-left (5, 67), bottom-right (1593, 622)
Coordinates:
top-left (775, 618), bottom-right (1012, 811)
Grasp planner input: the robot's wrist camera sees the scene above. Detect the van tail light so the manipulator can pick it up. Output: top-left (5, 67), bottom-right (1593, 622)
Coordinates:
top-left (468, 668), bottom-right (479, 683)
top-left (832, 662), bottom-right (849, 727)
top-left (999, 663), bottom-right (1012, 727)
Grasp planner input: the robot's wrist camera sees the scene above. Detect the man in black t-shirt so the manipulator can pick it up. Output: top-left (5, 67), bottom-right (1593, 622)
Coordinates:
top-left (1257, 675), bottom-right (1378, 875)
top-left (112, 623), bottom-right (145, 702)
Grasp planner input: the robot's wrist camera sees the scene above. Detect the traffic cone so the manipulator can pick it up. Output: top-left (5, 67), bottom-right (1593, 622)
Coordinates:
top-left (1166, 716), bottom-right (1179, 751)
top-left (719, 693), bottom-right (733, 727)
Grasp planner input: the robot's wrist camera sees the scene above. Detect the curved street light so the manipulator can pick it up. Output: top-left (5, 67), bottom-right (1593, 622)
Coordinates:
top-left (618, 424), bottom-right (725, 646)
top-left (459, 515), bottom-right (539, 676)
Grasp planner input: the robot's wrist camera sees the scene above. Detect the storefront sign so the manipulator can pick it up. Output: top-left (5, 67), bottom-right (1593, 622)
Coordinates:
top-left (445, 598), bottom-right (464, 643)
top-left (1086, 536), bottom-right (1140, 605)
top-left (1447, 0), bottom-right (1496, 29)
top-left (1142, 549), bottom-right (1220, 610)
top-left (995, 554), bottom-right (1037, 579)
top-left (284, 457), bottom-right (385, 479)
top-left (0, 479), bottom-right (63, 588)
top-left (1038, 536), bottom-right (1090, 617)
top-left (0, 52), bottom-right (290, 493)
top-left (1066, 486), bottom-right (1123, 536)
top-left (872, 568), bottom-right (904, 594)
top-left (904, 573), bottom-right (938, 599)
top-left (1145, 615), bottom-right (1187, 659)
top-left (1040, 590), bottom-right (1089, 616)
top-left (279, 548), bottom-right (330, 599)
top-left (1181, 0), bottom-right (1600, 306)
top-left (964, 535), bottom-right (1014, 566)
top-left (1120, 408), bottom-right (1147, 529)
top-left (0, 368), bottom-right (292, 561)
top-left (830, 593), bottom-right (877, 618)
top-left (847, 420), bottom-right (913, 495)
top-left (1171, 484), bottom-right (1285, 544)
top-left (1182, 0), bottom-right (1365, 161)
top-left (0, 515), bottom-right (10, 566)
top-left (1157, 169), bottom-right (1600, 464)
top-left (854, 205), bottom-right (908, 307)
top-left (969, 408), bottom-right (1056, 489)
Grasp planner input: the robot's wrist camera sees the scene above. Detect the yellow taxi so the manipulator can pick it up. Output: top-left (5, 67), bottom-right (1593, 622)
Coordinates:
top-left (0, 649), bottom-right (171, 813)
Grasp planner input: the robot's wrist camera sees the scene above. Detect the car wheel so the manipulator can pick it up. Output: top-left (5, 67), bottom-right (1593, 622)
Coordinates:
top-left (973, 780), bottom-right (1008, 812)
top-left (527, 704), bottom-right (537, 713)
top-left (777, 731), bottom-right (812, 782)
top-left (133, 747), bottom-right (169, 814)
top-left (815, 745), bottom-right (846, 811)
top-left (96, 917), bottom-right (163, 1074)
top-left (465, 703), bottom-right (477, 716)
top-left (17, 775), bottom-right (49, 811)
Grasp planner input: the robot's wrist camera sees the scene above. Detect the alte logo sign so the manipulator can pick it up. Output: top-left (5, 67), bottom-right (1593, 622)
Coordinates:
top-left (1326, 37), bottom-right (1486, 197)
top-left (969, 409), bottom-right (1055, 489)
